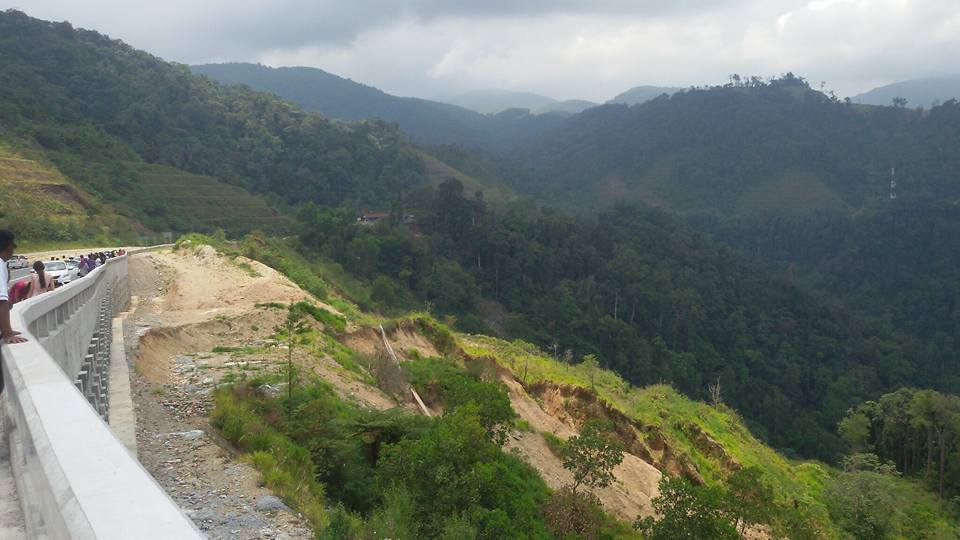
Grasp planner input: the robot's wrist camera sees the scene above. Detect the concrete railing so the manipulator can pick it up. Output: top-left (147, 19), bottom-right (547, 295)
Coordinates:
top-left (1, 248), bottom-right (202, 539)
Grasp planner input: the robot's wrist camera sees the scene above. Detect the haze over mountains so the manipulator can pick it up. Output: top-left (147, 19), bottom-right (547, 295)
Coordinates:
top-left (192, 62), bottom-right (566, 153)
top-left (853, 74), bottom-right (960, 107)
top-left (192, 63), bottom-right (683, 151)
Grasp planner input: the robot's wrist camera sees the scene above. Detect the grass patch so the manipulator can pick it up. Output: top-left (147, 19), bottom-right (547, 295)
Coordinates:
top-left (211, 385), bottom-right (328, 531)
top-left (542, 431), bottom-right (566, 458)
top-left (212, 345), bottom-right (261, 356)
top-left (292, 301), bottom-right (346, 334)
top-left (234, 260), bottom-right (261, 277)
top-left (459, 333), bottom-right (839, 534)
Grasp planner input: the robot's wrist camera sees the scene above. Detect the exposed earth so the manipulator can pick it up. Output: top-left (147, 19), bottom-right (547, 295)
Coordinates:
top-left (125, 244), bottom-right (664, 537)
top-left (126, 247), bottom-right (317, 540)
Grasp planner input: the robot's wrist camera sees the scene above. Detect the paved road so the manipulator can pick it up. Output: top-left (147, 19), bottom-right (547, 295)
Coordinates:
top-left (9, 268), bottom-right (30, 281)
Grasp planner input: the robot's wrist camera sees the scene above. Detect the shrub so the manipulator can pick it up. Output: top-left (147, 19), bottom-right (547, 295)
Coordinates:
top-left (211, 387), bottom-right (328, 531)
top-left (405, 357), bottom-right (515, 444)
top-left (542, 486), bottom-right (605, 540)
top-left (636, 476), bottom-right (738, 540)
top-left (291, 301), bottom-right (346, 334)
top-left (563, 420), bottom-right (624, 493)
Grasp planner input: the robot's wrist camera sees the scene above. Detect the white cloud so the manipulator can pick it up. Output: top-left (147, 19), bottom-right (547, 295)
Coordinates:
top-left (6, 0), bottom-right (960, 101)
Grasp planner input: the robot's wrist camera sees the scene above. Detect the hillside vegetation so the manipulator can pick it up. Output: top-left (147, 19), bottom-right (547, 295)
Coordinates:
top-left (296, 183), bottom-right (939, 462)
top-left (0, 136), bottom-right (140, 246)
top-left (127, 163), bottom-right (288, 233)
top-left (189, 233), bottom-right (959, 538)
top-left (0, 10), bottom-right (453, 241)
top-left (192, 62), bottom-right (566, 153)
top-left (510, 74), bottom-right (960, 214)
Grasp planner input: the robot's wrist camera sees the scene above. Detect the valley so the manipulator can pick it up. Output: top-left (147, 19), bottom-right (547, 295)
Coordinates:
top-left (2, 7), bottom-right (960, 538)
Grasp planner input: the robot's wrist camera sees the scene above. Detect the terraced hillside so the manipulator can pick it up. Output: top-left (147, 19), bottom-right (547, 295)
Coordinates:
top-left (420, 151), bottom-right (515, 203)
top-left (0, 141), bottom-right (137, 246)
top-left (130, 164), bottom-right (290, 234)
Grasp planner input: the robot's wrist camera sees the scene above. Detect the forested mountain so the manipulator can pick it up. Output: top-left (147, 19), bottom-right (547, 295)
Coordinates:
top-left (5, 6), bottom-right (960, 487)
top-left (502, 76), bottom-right (960, 455)
top-left (192, 63), bottom-right (565, 153)
top-left (854, 74), bottom-right (960, 107)
top-left (534, 99), bottom-right (598, 115)
top-left (0, 10), bottom-right (443, 235)
top-left (295, 181), bottom-right (955, 461)
top-left (510, 74), bottom-right (960, 214)
top-left (444, 88), bottom-right (559, 114)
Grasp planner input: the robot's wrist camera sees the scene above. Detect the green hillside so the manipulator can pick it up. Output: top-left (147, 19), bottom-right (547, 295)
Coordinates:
top-left (0, 10), bottom-right (429, 218)
top-left (194, 233), bottom-right (960, 538)
top-left (129, 163), bottom-right (289, 233)
top-left (460, 334), bottom-right (958, 539)
top-left (0, 137), bottom-right (141, 246)
top-left (192, 62), bottom-right (565, 153)
top-left (510, 75), bottom-right (960, 215)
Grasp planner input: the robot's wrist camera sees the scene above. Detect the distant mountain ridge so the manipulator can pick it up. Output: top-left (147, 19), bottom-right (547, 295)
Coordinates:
top-left (191, 63), bottom-right (565, 153)
top-left (609, 84), bottom-right (683, 105)
top-left (442, 89), bottom-right (559, 114)
top-left (854, 75), bottom-right (960, 107)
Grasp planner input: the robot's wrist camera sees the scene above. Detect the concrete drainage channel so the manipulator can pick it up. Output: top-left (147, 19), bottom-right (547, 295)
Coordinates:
top-left (0, 247), bottom-right (203, 539)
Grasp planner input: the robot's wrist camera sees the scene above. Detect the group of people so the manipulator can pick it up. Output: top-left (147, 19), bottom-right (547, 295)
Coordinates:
top-left (0, 230), bottom-right (127, 347)
top-left (0, 229), bottom-right (126, 392)
top-left (8, 251), bottom-right (123, 303)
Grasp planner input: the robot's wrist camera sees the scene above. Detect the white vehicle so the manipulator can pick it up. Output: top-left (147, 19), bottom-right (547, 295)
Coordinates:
top-left (42, 260), bottom-right (79, 286)
top-left (6, 255), bottom-right (28, 270)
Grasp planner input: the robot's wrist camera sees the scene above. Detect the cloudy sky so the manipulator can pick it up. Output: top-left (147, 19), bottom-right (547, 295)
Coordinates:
top-left (7, 0), bottom-right (960, 101)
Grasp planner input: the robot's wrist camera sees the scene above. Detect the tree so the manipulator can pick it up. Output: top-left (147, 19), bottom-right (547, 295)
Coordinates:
top-left (280, 302), bottom-right (308, 414)
top-left (636, 476), bottom-right (739, 540)
top-left (724, 466), bottom-right (775, 536)
top-left (708, 376), bottom-right (723, 407)
top-left (824, 470), bottom-right (898, 540)
top-left (581, 354), bottom-right (600, 390)
top-left (562, 420), bottom-right (624, 493)
top-left (541, 486), bottom-right (605, 540)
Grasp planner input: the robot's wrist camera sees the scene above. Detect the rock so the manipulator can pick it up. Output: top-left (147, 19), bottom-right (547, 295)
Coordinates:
top-left (158, 429), bottom-right (205, 440)
top-left (255, 495), bottom-right (289, 513)
top-left (201, 377), bottom-right (214, 385)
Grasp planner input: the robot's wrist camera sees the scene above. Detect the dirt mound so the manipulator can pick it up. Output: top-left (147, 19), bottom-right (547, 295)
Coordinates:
top-left (133, 247), bottom-right (339, 327)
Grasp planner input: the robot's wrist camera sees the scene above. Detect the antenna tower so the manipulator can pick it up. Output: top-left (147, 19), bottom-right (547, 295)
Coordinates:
top-left (889, 165), bottom-right (897, 200)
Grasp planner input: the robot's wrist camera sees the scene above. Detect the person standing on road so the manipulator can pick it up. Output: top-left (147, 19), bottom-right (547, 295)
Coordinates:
top-left (29, 260), bottom-right (54, 298)
top-left (0, 230), bottom-right (28, 393)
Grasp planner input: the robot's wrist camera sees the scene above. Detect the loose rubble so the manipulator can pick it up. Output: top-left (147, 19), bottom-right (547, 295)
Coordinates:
top-left (126, 251), bottom-right (314, 540)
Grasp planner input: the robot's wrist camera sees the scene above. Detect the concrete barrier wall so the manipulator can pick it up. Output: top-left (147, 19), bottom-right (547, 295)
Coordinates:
top-left (1, 247), bottom-right (202, 539)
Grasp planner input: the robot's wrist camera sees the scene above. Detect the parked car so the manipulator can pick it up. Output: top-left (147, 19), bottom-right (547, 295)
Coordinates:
top-left (42, 260), bottom-right (79, 286)
top-left (6, 255), bottom-right (28, 270)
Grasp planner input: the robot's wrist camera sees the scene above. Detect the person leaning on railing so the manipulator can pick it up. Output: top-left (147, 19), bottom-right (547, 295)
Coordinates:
top-left (0, 229), bottom-right (28, 393)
